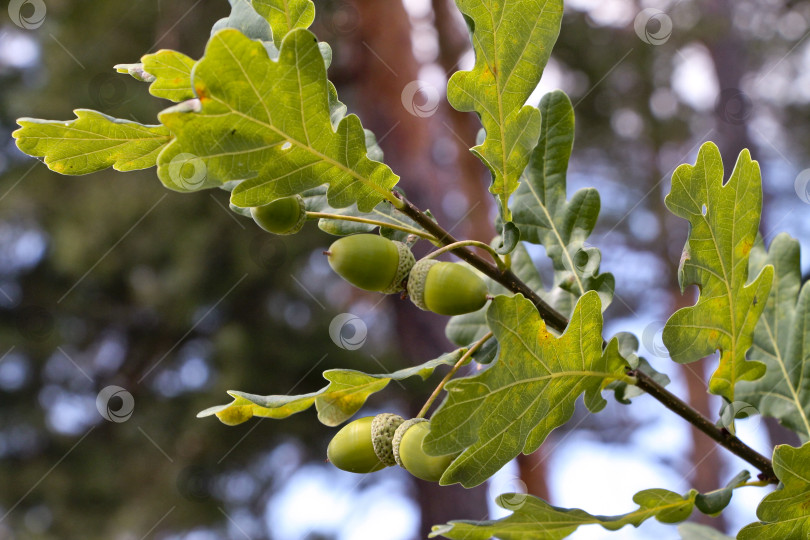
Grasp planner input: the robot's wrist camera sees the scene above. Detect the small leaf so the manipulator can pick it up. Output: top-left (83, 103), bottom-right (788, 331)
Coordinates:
top-left (738, 442), bottom-right (810, 539)
top-left (199, 350), bottom-right (463, 427)
top-left (607, 332), bottom-right (671, 404)
top-left (497, 222), bottom-right (520, 254)
top-left (662, 142), bottom-right (773, 402)
top-left (694, 470), bottom-right (750, 515)
top-left (114, 63), bottom-right (156, 83)
top-left (158, 29), bottom-right (399, 212)
top-left (430, 487), bottom-right (698, 539)
top-left (736, 233), bottom-right (810, 440)
top-left (678, 522), bottom-right (735, 540)
top-left (252, 0), bottom-right (315, 49)
top-left (427, 292), bottom-right (629, 487)
top-left (449, 0), bottom-right (563, 200)
top-left (212, 0), bottom-right (273, 43)
top-left (141, 50), bottom-right (196, 102)
top-left (13, 110), bottom-right (172, 174)
top-left (511, 90), bottom-right (614, 309)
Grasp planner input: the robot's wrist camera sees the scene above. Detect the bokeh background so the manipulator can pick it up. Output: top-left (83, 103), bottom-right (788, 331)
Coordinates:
top-left (1, 0), bottom-right (810, 538)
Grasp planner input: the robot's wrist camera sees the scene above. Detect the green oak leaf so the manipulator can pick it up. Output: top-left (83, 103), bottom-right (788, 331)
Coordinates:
top-left (302, 186), bottom-right (423, 242)
top-left (678, 523), bottom-right (734, 540)
top-left (662, 142), bottom-right (773, 401)
top-left (511, 90), bottom-right (614, 309)
top-left (607, 332), bottom-right (671, 404)
top-left (431, 488), bottom-right (699, 539)
top-left (252, 0), bottom-right (315, 49)
top-left (449, 0), bottom-right (563, 201)
top-left (114, 63), bottom-right (156, 83)
top-left (198, 349), bottom-right (463, 427)
top-left (156, 28), bottom-right (399, 213)
top-left (140, 50), bottom-right (196, 102)
top-left (736, 233), bottom-right (810, 440)
top-left (212, 0), bottom-right (273, 43)
top-left (426, 291), bottom-right (630, 487)
top-left (738, 442), bottom-right (810, 539)
top-left (13, 110), bottom-right (172, 174)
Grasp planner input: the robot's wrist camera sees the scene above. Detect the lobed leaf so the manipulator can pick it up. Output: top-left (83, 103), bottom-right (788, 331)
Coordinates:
top-left (13, 110), bottom-right (172, 174)
top-left (431, 487), bottom-right (701, 539)
top-left (662, 142), bottom-right (773, 401)
top-left (738, 442), bottom-right (810, 539)
top-left (157, 28), bottom-right (399, 212)
top-left (449, 0), bottom-right (563, 200)
top-left (677, 523), bottom-right (734, 540)
top-left (252, 0), bottom-right (315, 49)
top-left (426, 292), bottom-right (629, 487)
top-left (198, 350), bottom-right (464, 427)
top-left (141, 50), bottom-right (197, 102)
top-left (511, 91), bottom-right (614, 309)
top-left (735, 233), bottom-right (810, 440)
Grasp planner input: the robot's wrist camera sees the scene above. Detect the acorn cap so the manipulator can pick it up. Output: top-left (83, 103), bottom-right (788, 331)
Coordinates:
top-left (371, 413), bottom-right (405, 466)
top-left (406, 259), bottom-right (439, 311)
top-left (392, 418), bottom-right (429, 468)
top-left (381, 241), bottom-right (416, 294)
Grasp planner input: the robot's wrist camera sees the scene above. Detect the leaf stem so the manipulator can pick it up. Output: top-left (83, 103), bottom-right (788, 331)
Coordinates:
top-left (395, 192), bottom-right (571, 333)
top-left (425, 240), bottom-right (507, 272)
top-left (393, 190), bottom-right (778, 485)
top-left (417, 332), bottom-right (493, 419)
top-left (628, 368), bottom-right (777, 483)
top-left (305, 212), bottom-right (435, 240)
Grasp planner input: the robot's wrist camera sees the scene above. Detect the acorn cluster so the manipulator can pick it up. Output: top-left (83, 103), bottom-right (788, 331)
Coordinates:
top-left (327, 414), bottom-right (456, 482)
top-left (326, 234), bottom-right (488, 316)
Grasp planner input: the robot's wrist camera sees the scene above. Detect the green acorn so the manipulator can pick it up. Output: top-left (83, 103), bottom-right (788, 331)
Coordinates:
top-left (392, 419), bottom-right (456, 482)
top-left (327, 416), bottom-right (386, 473)
top-left (407, 259), bottom-right (488, 315)
top-left (326, 234), bottom-right (415, 294)
top-left (250, 195), bottom-right (306, 235)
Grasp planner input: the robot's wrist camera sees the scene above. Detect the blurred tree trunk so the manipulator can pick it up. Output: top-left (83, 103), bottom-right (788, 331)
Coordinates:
top-left (345, 1), bottom-right (489, 536)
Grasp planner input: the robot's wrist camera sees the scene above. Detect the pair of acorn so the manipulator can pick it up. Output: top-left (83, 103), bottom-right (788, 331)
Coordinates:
top-left (328, 414), bottom-right (455, 482)
top-left (248, 196), bottom-right (488, 316)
